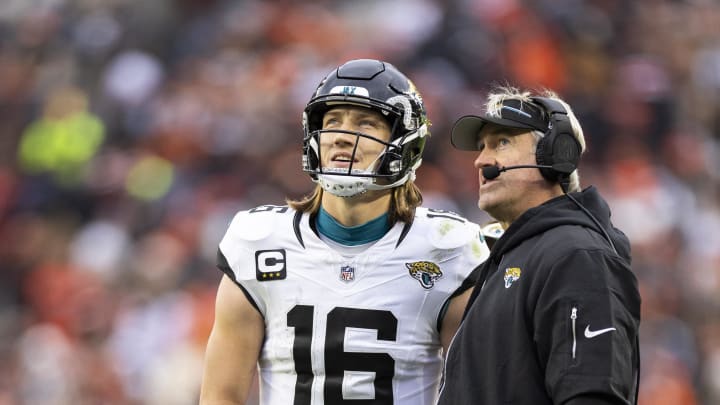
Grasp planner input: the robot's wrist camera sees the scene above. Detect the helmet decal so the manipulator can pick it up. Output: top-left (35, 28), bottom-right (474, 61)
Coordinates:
top-left (329, 85), bottom-right (370, 97)
top-left (385, 95), bottom-right (413, 129)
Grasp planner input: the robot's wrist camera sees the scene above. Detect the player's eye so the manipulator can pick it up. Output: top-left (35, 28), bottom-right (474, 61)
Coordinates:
top-left (358, 119), bottom-right (379, 128)
top-left (323, 117), bottom-right (340, 128)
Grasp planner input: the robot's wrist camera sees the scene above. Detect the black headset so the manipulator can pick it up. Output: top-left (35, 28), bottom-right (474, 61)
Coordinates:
top-left (531, 97), bottom-right (582, 186)
top-left (530, 97), bottom-right (619, 255)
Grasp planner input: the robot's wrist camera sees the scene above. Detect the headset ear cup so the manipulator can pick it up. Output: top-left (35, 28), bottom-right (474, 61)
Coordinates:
top-left (535, 133), bottom-right (558, 182)
top-left (553, 133), bottom-right (581, 173)
top-left (531, 96), bottom-right (582, 184)
top-left (536, 132), bottom-right (580, 182)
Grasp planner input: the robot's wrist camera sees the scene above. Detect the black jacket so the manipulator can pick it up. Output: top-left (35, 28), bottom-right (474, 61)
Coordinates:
top-left (438, 187), bottom-right (641, 405)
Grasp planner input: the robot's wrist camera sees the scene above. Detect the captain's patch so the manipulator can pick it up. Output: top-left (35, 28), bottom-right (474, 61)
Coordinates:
top-left (255, 249), bottom-right (287, 281)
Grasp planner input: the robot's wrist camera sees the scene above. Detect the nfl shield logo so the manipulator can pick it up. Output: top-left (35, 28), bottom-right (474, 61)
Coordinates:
top-left (340, 265), bottom-right (355, 282)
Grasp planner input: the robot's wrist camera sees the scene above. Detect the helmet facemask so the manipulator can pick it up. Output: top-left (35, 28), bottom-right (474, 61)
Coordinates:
top-left (303, 102), bottom-right (427, 197)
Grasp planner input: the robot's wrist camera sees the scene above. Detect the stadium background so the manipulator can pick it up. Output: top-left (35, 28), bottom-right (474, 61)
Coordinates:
top-left (0, 0), bottom-right (718, 404)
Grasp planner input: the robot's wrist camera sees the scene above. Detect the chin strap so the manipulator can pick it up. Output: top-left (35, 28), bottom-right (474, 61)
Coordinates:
top-left (317, 169), bottom-right (416, 197)
top-left (316, 174), bottom-right (373, 197)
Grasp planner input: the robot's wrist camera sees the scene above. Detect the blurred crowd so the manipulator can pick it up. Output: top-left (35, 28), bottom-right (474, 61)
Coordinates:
top-left (0, 0), bottom-right (718, 404)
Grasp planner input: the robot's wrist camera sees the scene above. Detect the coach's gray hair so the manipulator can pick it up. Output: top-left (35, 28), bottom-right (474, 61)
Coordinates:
top-left (485, 86), bottom-right (586, 192)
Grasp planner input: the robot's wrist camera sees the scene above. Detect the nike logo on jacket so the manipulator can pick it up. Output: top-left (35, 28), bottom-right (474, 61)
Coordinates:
top-left (584, 325), bottom-right (616, 338)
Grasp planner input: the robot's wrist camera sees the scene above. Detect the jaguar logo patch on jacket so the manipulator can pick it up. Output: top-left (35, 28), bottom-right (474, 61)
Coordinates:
top-left (504, 267), bottom-right (521, 288)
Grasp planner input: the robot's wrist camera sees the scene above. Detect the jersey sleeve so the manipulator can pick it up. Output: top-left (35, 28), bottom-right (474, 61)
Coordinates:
top-left (216, 208), bottom-right (281, 316)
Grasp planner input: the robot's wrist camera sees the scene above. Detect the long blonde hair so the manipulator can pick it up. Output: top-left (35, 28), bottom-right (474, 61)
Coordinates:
top-left (286, 180), bottom-right (423, 224)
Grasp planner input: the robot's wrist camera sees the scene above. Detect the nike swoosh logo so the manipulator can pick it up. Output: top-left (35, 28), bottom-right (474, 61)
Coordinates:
top-left (584, 325), bottom-right (616, 338)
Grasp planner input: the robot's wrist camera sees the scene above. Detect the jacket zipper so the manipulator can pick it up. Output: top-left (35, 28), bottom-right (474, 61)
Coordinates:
top-left (571, 307), bottom-right (577, 359)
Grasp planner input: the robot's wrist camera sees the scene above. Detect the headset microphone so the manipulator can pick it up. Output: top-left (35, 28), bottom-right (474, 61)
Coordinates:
top-left (481, 163), bottom-right (576, 180)
top-left (480, 162), bottom-right (618, 255)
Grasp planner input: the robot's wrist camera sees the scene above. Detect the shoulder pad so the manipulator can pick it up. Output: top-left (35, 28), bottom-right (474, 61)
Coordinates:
top-left (227, 205), bottom-right (289, 241)
top-left (418, 207), bottom-right (482, 249)
top-left (481, 221), bottom-right (504, 241)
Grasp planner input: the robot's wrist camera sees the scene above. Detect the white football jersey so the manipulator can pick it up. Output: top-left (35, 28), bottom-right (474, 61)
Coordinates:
top-left (218, 205), bottom-right (490, 405)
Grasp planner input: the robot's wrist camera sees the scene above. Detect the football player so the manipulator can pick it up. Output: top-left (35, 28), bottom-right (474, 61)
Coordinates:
top-left (200, 59), bottom-right (490, 404)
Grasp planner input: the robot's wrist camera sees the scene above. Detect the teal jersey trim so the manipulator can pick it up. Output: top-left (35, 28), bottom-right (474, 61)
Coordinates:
top-left (316, 207), bottom-right (390, 246)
